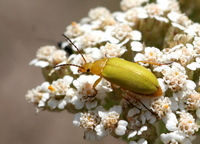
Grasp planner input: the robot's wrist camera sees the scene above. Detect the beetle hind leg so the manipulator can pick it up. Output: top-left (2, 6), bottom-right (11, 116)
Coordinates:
top-left (111, 84), bottom-right (142, 111)
top-left (113, 86), bottom-right (158, 117)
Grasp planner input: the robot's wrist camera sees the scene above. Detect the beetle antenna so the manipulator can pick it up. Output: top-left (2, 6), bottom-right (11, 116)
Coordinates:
top-left (62, 34), bottom-right (87, 64)
top-left (54, 63), bottom-right (84, 70)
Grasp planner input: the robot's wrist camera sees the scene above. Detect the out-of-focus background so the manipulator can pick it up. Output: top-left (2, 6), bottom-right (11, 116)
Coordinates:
top-left (1, 0), bottom-right (200, 144)
top-left (0, 0), bottom-right (125, 144)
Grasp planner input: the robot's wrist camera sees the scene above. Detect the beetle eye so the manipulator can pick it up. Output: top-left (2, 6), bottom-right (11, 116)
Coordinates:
top-left (87, 69), bottom-right (90, 72)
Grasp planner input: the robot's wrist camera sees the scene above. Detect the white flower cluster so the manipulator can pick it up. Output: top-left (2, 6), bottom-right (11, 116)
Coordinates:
top-left (30, 45), bottom-right (67, 67)
top-left (26, 0), bottom-right (200, 143)
top-left (73, 105), bottom-right (128, 141)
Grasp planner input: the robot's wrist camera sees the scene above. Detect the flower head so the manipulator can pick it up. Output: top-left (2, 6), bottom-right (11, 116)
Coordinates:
top-left (30, 46), bottom-right (67, 67)
top-left (95, 105), bottom-right (128, 137)
top-left (26, 0), bottom-right (200, 143)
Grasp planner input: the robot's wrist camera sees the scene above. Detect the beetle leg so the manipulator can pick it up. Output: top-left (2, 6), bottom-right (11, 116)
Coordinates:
top-left (93, 77), bottom-right (102, 93)
top-left (111, 84), bottom-right (141, 111)
top-left (120, 88), bottom-right (159, 117)
top-left (87, 77), bottom-right (103, 98)
top-left (137, 99), bottom-right (159, 118)
top-left (136, 61), bottom-right (172, 66)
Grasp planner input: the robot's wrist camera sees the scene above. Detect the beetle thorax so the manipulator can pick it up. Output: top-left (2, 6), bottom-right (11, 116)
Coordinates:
top-left (78, 58), bottom-right (108, 75)
top-left (90, 58), bottom-right (108, 76)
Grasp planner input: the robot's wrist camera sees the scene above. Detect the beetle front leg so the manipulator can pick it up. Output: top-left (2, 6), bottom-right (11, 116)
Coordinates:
top-left (88, 77), bottom-right (103, 98)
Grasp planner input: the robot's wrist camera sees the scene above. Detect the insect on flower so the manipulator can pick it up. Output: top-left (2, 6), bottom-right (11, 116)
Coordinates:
top-left (54, 34), bottom-right (163, 98)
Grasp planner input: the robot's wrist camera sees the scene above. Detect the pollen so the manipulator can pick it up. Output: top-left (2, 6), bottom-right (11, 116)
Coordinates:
top-left (48, 85), bottom-right (55, 91)
top-left (149, 52), bottom-right (154, 56)
top-left (71, 22), bottom-right (77, 26)
top-left (175, 72), bottom-right (179, 75)
top-left (163, 104), bottom-right (169, 109)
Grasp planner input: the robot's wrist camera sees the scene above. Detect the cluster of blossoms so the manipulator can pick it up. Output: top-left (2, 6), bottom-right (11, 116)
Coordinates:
top-left (26, 0), bottom-right (200, 143)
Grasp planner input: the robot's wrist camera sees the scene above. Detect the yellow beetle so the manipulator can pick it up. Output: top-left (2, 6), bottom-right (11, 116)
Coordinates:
top-left (55, 34), bottom-right (163, 97)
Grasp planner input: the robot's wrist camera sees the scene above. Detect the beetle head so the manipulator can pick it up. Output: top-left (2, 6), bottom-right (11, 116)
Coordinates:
top-left (78, 63), bottom-right (93, 73)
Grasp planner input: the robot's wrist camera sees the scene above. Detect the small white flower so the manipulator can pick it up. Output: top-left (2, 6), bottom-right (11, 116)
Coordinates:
top-left (157, 0), bottom-right (180, 12)
top-left (68, 54), bottom-right (85, 74)
top-left (151, 97), bottom-right (171, 118)
top-left (144, 111), bottom-right (157, 124)
top-left (48, 76), bottom-right (73, 95)
top-left (154, 16), bottom-right (169, 23)
top-left (69, 53), bottom-right (99, 74)
top-left (29, 59), bottom-right (49, 68)
top-left (77, 31), bottom-right (107, 49)
top-left (84, 47), bottom-right (102, 60)
top-left (73, 110), bottom-right (100, 129)
top-left (130, 30), bottom-right (142, 41)
top-left (52, 49), bottom-right (67, 65)
top-left (128, 130), bottom-right (137, 139)
top-left (30, 46), bottom-right (56, 67)
top-left (71, 96), bottom-right (84, 109)
top-left (169, 96), bottom-right (179, 111)
top-left (36, 46), bottom-right (57, 60)
top-left (137, 138), bottom-right (148, 144)
top-left (38, 93), bottom-right (50, 108)
top-left (73, 108), bottom-right (103, 141)
top-left (46, 96), bottom-right (65, 109)
top-left (73, 75), bottom-right (98, 96)
top-left (25, 82), bottom-right (50, 109)
top-left (160, 131), bottom-right (192, 144)
top-left (185, 23), bottom-right (200, 35)
top-left (177, 111), bottom-right (200, 137)
top-left (185, 80), bottom-right (196, 91)
top-left (30, 45), bottom-right (67, 68)
top-left (125, 7), bottom-right (148, 25)
top-left (157, 78), bottom-right (168, 92)
top-left (127, 126), bottom-right (149, 141)
top-left (84, 130), bottom-right (101, 141)
top-left (168, 11), bottom-right (191, 28)
top-left (134, 53), bottom-right (146, 63)
top-left (88, 7), bottom-right (111, 20)
top-left (162, 112), bottom-right (178, 131)
top-left (100, 42), bottom-right (126, 58)
top-left (95, 105), bottom-right (127, 137)
top-left (115, 120), bottom-right (128, 135)
top-left (137, 125), bottom-right (147, 135)
top-left (131, 41), bottom-right (143, 52)
top-left (127, 115), bottom-right (142, 128)
top-left (111, 23), bottom-right (133, 41)
top-left (64, 22), bottom-right (84, 38)
top-left (129, 138), bottom-right (148, 144)
top-left (170, 43), bottom-right (195, 67)
top-left (72, 75), bottom-right (101, 109)
top-left (144, 3), bottom-right (164, 16)
top-left (88, 7), bottom-right (116, 29)
top-left (47, 76), bottom-right (74, 109)
top-left (134, 47), bottom-right (163, 64)
top-left (162, 63), bottom-right (188, 91)
top-left (120, 0), bottom-right (148, 11)
top-left (128, 107), bottom-right (140, 117)
top-left (187, 62), bottom-right (200, 70)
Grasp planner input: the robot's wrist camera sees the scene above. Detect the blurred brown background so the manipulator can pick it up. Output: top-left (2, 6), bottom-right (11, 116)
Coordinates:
top-left (1, 0), bottom-right (200, 144)
top-left (0, 0), bottom-right (125, 144)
